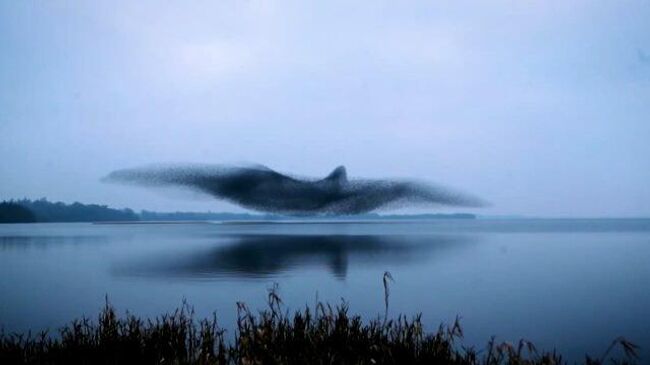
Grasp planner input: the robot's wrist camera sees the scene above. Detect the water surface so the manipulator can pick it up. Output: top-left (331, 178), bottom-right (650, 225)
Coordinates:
top-left (1, 219), bottom-right (649, 362)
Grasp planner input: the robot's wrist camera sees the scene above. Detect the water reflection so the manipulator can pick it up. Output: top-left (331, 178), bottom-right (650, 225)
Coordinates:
top-left (0, 235), bottom-right (108, 250)
top-left (116, 234), bottom-right (474, 279)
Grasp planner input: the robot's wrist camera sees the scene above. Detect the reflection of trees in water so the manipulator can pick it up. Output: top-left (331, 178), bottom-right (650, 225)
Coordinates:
top-left (118, 234), bottom-right (474, 279)
top-left (0, 235), bottom-right (108, 250)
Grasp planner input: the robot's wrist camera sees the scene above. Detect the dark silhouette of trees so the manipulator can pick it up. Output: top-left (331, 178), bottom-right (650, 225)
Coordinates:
top-left (0, 198), bottom-right (476, 224)
top-left (0, 202), bottom-right (36, 223)
top-left (0, 199), bottom-right (138, 223)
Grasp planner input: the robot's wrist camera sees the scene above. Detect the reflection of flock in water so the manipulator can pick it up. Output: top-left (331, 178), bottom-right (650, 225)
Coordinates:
top-left (116, 234), bottom-right (474, 279)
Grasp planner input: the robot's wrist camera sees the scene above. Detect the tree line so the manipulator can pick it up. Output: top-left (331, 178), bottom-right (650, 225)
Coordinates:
top-left (0, 199), bottom-right (138, 223)
top-left (0, 198), bottom-right (476, 223)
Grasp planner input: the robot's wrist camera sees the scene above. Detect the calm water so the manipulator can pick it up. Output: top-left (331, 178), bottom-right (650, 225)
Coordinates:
top-left (1, 219), bottom-right (649, 361)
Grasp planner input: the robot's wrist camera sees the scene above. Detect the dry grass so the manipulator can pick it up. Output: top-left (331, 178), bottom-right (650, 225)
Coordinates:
top-left (0, 280), bottom-right (640, 365)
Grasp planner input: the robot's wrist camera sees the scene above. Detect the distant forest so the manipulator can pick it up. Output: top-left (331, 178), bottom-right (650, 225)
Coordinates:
top-left (0, 199), bottom-right (475, 223)
top-left (0, 199), bottom-right (138, 223)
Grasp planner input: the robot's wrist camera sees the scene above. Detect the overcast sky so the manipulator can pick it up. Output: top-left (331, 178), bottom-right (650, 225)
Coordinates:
top-left (1, 1), bottom-right (649, 217)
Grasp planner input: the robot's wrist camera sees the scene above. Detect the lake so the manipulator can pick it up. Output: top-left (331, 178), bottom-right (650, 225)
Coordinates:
top-left (1, 219), bottom-right (649, 362)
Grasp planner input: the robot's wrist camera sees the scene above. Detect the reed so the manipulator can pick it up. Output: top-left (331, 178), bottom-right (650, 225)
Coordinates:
top-left (0, 282), bottom-right (639, 365)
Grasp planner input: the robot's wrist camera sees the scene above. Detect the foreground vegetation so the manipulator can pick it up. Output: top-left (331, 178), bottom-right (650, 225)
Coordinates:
top-left (0, 283), bottom-right (639, 365)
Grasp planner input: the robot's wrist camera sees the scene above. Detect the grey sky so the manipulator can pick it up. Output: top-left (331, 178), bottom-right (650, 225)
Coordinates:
top-left (1, 0), bottom-right (649, 217)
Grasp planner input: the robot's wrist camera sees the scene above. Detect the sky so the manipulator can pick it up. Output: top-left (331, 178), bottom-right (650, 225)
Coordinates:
top-left (1, 0), bottom-right (649, 217)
